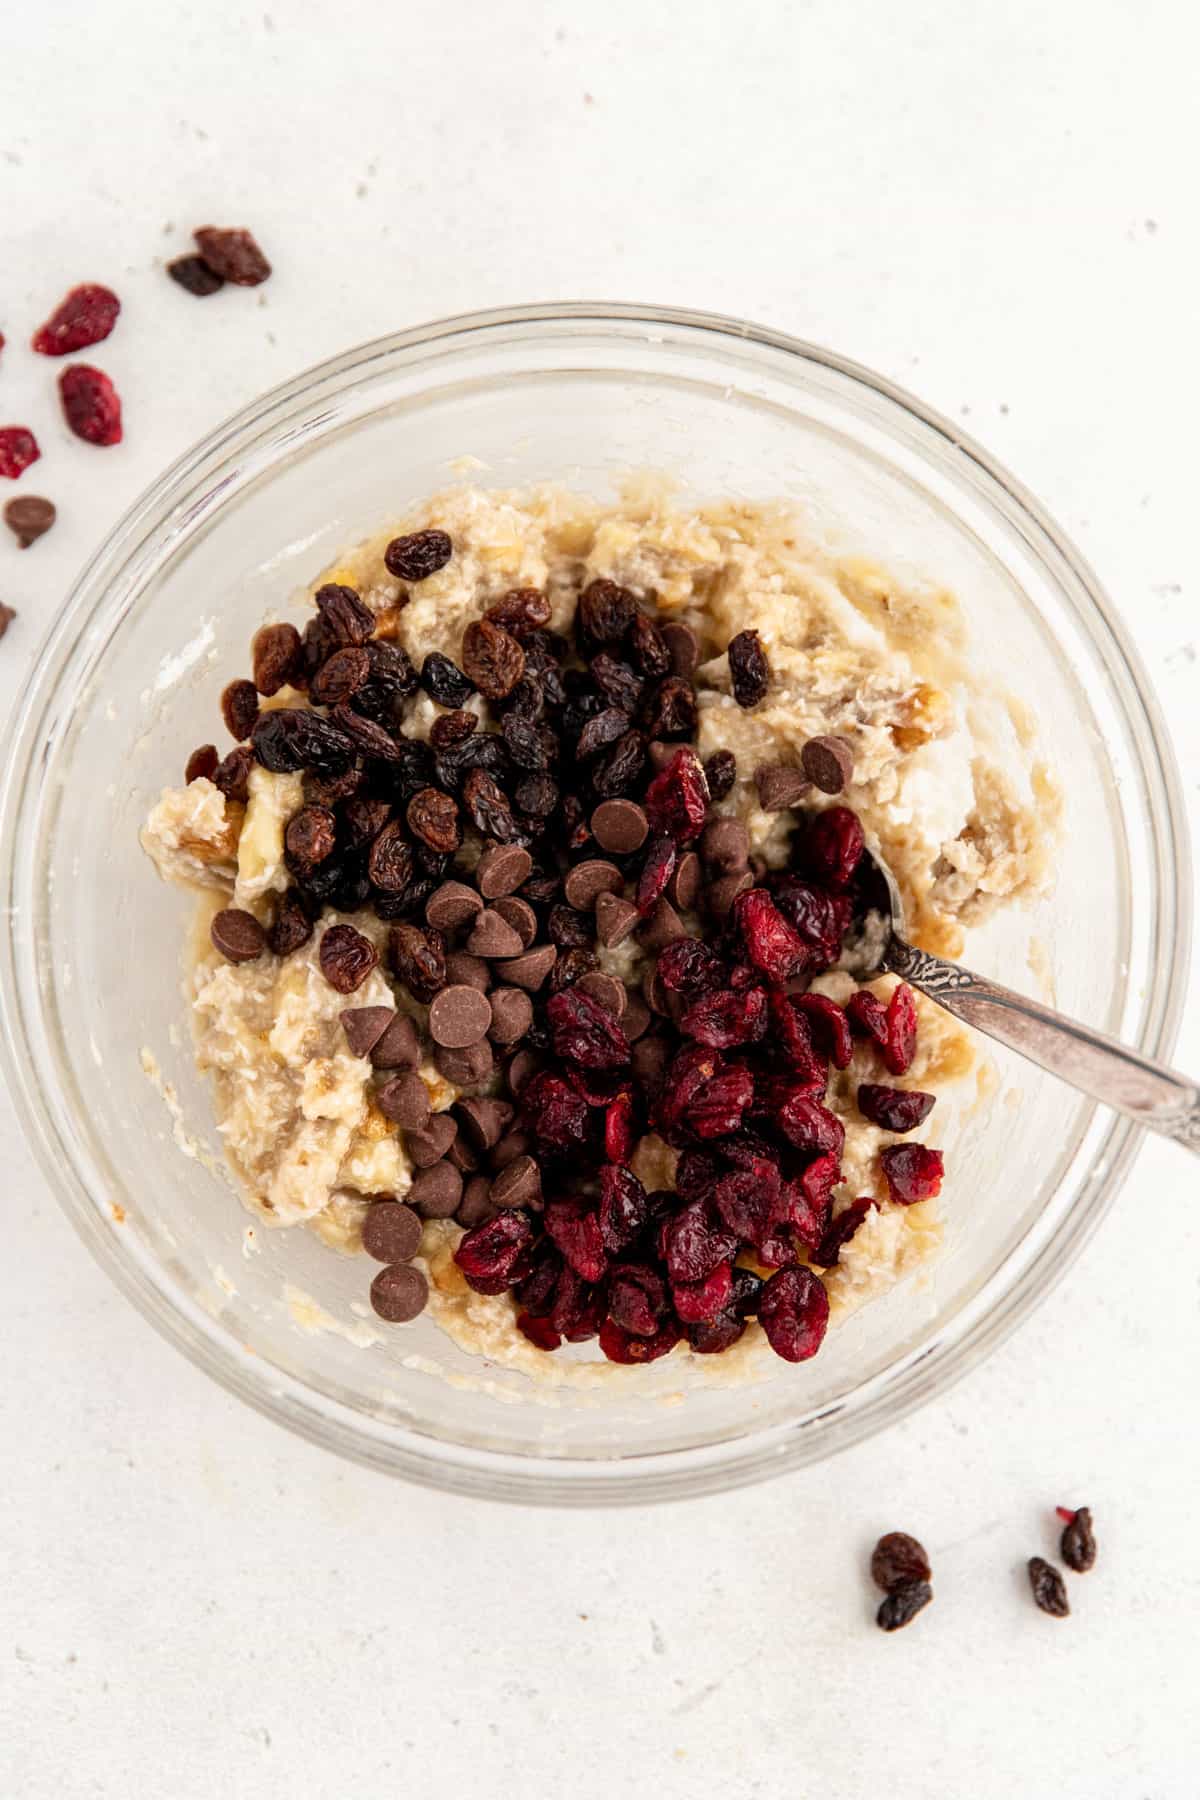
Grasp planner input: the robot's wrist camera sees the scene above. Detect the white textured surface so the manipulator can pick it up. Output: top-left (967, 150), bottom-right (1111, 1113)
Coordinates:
top-left (1, 3), bottom-right (1197, 1794)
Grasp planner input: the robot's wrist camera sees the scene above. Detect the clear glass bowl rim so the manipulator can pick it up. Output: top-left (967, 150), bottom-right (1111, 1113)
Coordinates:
top-left (0, 301), bottom-right (1189, 1505)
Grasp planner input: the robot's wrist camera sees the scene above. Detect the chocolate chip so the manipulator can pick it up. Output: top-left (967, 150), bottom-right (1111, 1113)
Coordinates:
top-left (493, 895), bottom-right (537, 948)
top-left (488, 985), bottom-right (534, 1046)
top-left (621, 991), bottom-right (652, 1041)
top-left (639, 897), bottom-right (686, 951)
top-left (490, 1128), bottom-right (533, 1171)
top-left (456, 1176), bottom-right (497, 1228)
top-left (594, 892), bottom-right (639, 948)
top-left (361, 1200), bottom-right (423, 1264)
top-left (661, 621), bottom-right (699, 677)
top-left (755, 763), bottom-right (812, 810)
top-left (590, 799), bottom-right (649, 855)
top-left (700, 816), bottom-right (751, 870)
top-left (564, 859), bottom-right (624, 910)
top-left (647, 740), bottom-right (677, 773)
top-left (370, 1012), bottom-right (422, 1069)
top-left (506, 1051), bottom-right (540, 1096)
top-left (466, 909), bottom-right (526, 959)
top-left (428, 984), bottom-right (492, 1048)
top-left (476, 843), bottom-right (533, 899)
top-left (375, 1071), bottom-right (432, 1130)
top-left (210, 908), bottom-right (266, 964)
top-left (369, 1262), bottom-right (429, 1322)
top-left (643, 963), bottom-right (670, 1015)
top-left (490, 1155), bottom-right (542, 1210)
top-left (668, 849), bottom-right (701, 910)
top-left (708, 869), bottom-right (754, 917)
top-left (454, 1096), bottom-right (511, 1152)
top-left (423, 880), bottom-right (483, 931)
top-left (340, 1006), bottom-right (396, 1060)
top-left (494, 944), bottom-right (557, 991)
top-left (409, 1159), bottom-right (463, 1218)
top-left (433, 1039), bottom-right (495, 1089)
top-left (3, 495), bottom-right (56, 549)
top-left (443, 951), bottom-right (492, 993)
top-left (406, 1112), bottom-right (458, 1168)
top-left (801, 734), bottom-right (854, 795)
top-left (632, 1033), bottom-right (670, 1087)
top-left (576, 971), bottom-right (626, 1019)
top-left (0, 603), bottom-right (15, 641)
top-left (446, 1133), bottom-right (480, 1174)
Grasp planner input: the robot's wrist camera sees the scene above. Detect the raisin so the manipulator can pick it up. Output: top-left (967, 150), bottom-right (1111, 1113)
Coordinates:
top-left (1059, 1507), bottom-right (1097, 1573)
top-left (1027, 1557), bottom-right (1070, 1618)
top-left (220, 679), bottom-right (260, 740)
top-left (577, 707), bottom-right (632, 759)
top-left (876, 1581), bottom-right (933, 1632)
top-left (485, 587), bottom-right (552, 636)
top-left (589, 653), bottom-right (644, 714)
top-left (629, 612), bottom-right (671, 678)
top-left (194, 227), bottom-right (272, 285)
top-left (367, 819), bottom-right (415, 893)
top-left (251, 708), bottom-right (355, 776)
top-left (548, 947), bottom-right (599, 993)
top-left (318, 922), bottom-right (379, 993)
top-left (406, 787), bottom-right (462, 855)
top-left (213, 744), bottom-right (253, 803)
top-left (870, 1532), bottom-right (932, 1592)
top-left (703, 749), bottom-right (737, 802)
top-left (516, 773), bottom-right (558, 818)
top-left (420, 652), bottom-right (475, 708)
top-left (387, 921), bottom-right (446, 1003)
top-left (502, 712), bottom-right (556, 770)
top-left (385, 530), bottom-right (453, 581)
top-left (31, 283), bottom-right (120, 355)
top-left (59, 365), bottom-right (123, 446)
top-left (251, 623), bottom-right (303, 696)
top-left (315, 583), bottom-right (375, 647)
top-left (185, 744), bottom-right (219, 784)
top-left (462, 619), bottom-right (526, 700)
top-left (430, 710), bottom-right (477, 749)
top-left (640, 676), bottom-right (698, 741)
top-left (340, 795), bottom-right (392, 848)
top-left (858, 1084), bottom-right (934, 1132)
top-left (268, 890), bottom-right (313, 957)
top-left (588, 729), bottom-right (644, 799)
top-left (608, 1262), bottom-right (669, 1337)
top-left (548, 904), bottom-right (594, 948)
top-left (350, 640), bottom-right (419, 721)
top-left (310, 645), bottom-right (370, 706)
top-left (284, 804), bottom-right (337, 875)
top-left (728, 628), bottom-right (770, 707)
top-left (0, 428), bottom-right (41, 480)
top-left (330, 704), bottom-right (401, 763)
top-left (462, 768), bottom-right (522, 842)
top-left (167, 255), bottom-right (224, 297)
top-left (578, 578), bottom-right (636, 648)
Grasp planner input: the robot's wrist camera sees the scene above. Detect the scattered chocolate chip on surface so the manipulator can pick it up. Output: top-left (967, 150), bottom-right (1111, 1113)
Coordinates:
top-left (409, 1159), bottom-right (463, 1218)
top-left (3, 494), bottom-right (56, 548)
top-left (754, 763), bottom-right (811, 811)
top-left (360, 1199), bottom-right (423, 1264)
top-left (210, 908), bottom-right (266, 964)
top-left (801, 733), bottom-right (854, 794)
top-left (369, 1262), bottom-right (429, 1323)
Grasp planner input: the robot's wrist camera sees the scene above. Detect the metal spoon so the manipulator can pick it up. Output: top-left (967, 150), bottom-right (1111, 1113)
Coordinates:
top-left (853, 850), bottom-right (1199, 1153)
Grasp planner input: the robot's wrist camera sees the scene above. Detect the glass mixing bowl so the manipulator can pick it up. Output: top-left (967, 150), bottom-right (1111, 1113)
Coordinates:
top-left (0, 304), bottom-right (1188, 1503)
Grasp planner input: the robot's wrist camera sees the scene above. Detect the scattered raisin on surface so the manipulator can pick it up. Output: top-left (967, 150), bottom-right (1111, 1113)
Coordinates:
top-left (870, 1532), bottom-right (932, 1592)
top-left (193, 226), bottom-right (272, 286)
top-left (1058, 1507), bottom-right (1097, 1573)
top-left (876, 1581), bottom-right (933, 1632)
top-left (167, 255), bottom-right (225, 297)
top-left (703, 749), bottom-right (737, 801)
top-left (407, 787), bottom-right (462, 855)
top-left (727, 628), bottom-right (770, 707)
top-left (1028, 1557), bottom-right (1070, 1617)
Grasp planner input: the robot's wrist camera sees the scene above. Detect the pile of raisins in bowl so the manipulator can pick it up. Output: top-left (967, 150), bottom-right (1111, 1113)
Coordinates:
top-left (195, 537), bottom-right (947, 1360)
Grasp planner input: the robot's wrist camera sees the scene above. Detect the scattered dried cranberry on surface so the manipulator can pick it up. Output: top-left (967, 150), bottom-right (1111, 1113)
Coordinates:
top-left (857, 1084), bottom-right (935, 1133)
top-left (193, 227), bottom-right (272, 286)
top-left (880, 1143), bottom-right (944, 1205)
top-left (59, 365), bottom-right (123, 446)
top-left (882, 982), bottom-right (919, 1075)
top-left (31, 283), bottom-right (120, 355)
top-left (0, 427), bottom-right (41, 480)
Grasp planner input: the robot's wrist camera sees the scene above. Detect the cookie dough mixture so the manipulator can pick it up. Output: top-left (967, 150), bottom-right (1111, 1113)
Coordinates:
top-left (142, 479), bottom-right (1059, 1374)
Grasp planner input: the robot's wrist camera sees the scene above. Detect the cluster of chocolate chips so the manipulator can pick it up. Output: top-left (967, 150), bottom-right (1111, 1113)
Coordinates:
top-left (196, 531), bottom-right (944, 1351)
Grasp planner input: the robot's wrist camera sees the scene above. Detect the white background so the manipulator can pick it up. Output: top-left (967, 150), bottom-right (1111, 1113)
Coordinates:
top-left (2, 4), bottom-right (1197, 1795)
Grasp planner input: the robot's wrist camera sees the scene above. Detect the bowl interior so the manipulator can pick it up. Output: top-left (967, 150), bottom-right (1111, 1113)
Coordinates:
top-left (2, 314), bottom-right (1176, 1498)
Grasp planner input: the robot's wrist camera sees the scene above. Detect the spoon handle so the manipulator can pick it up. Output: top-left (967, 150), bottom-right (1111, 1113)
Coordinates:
top-left (884, 938), bottom-right (1200, 1153)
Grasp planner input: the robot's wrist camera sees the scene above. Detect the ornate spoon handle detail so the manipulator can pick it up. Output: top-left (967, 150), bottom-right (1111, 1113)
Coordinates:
top-left (884, 936), bottom-right (1200, 1153)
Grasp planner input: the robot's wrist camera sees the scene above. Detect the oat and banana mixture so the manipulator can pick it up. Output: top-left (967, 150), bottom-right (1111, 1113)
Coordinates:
top-left (142, 480), bottom-right (1058, 1370)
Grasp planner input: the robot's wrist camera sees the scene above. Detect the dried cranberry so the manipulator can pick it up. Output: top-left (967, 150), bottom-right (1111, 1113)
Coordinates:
top-left (758, 1266), bottom-right (830, 1362)
top-left (858, 1084), bottom-right (934, 1132)
top-left (546, 987), bottom-right (631, 1071)
top-left (656, 936), bottom-right (726, 1001)
top-left (603, 1092), bottom-right (637, 1166)
top-left (543, 1197), bottom-right (607, 1282)
top-left (513, 1242), bottom-right (563, 1317)
top-left (882, 983), bottom-right (918, 1076)
top-left (517, 1313), bottom-right (562, 1351)
top-left (687, 1063), bottom-right (754, 1139)
top-left (608, 1262), bottom-right (669, 1337)
top-left (0, 427), bottom-right (41, 480)
top-left (713, 1166), bottom-right (784, 1244)
top-left (733, 889), bottom-right (810, 984)
top-left (769, 877), bottom-right (850, 969)
top-left (598, 1317), bottom-right (681, 1363)
top-left (578, 579), bottom-right (636, 649)
top-left (663, 1199), bottom-right (739, 1285)
top-left (636, 833), bottom-right (677, 916)
top-left (550, 1266), bottom-right (607, 1342)
top-left (879, 1143), bottom-right (944, 1204)
top-left (774, 1092), bottom-right (845, 1160)
top-left (194, 227), bottom-right (272, 285)
top-left (521, 1070), bottom-right (591, 1152)
top-left (59, 365), bottom-right (122, 445)
top-left (387, 920), bottom-right (446, 1003)
top-left (653, 1044), bottom-right (720, 1143)
top-left (454, 1209), bottom-right (534, 1294)
top-left (784, 1152), bottom-right (840, 1251)
top-left (803, 805), bottom-right (865, 890)
top-left (846, 988), bottom-right (889, 1049)
top-left (31, 283), bottom-right (120, 355)
top-left (598, 1163), bottom-right (649, 1253)
top-left (674, 1149), bottom-right (721, 1200)
top-left (680, 986), bottom-right (768, 1049)
top-left (643, 748), bottom-right (709, 844)
top-left (769, 993), bottom-right (827, 1088)
top-left (704, 749), bottom-right (737, 802)
top-left (727, 629), bottom-right (770, 706)
top-left (792, 992), bottom-right (854, 1067)
top-left (673, 1259), bottom-right (733, 1324)
top-left (815, 1197), bottom-right (874, 1267)
top-left (686, 1309), bottom-right (747, 1354)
